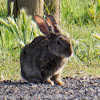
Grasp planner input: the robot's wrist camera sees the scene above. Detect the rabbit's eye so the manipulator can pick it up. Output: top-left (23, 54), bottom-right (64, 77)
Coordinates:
top-left (56, 41), bottom-right (61, 45)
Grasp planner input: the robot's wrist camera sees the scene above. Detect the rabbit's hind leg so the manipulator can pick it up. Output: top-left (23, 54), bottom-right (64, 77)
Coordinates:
top-left (44, 77), bottom-right (54, 86)
top-left (21, 69), bottom-right (42, 84)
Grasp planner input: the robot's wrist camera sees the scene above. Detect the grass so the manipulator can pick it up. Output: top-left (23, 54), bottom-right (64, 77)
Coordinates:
top-left (62, 25), bottom-right (100, 78)
top-left (0, 0), bottom-right (100, 80)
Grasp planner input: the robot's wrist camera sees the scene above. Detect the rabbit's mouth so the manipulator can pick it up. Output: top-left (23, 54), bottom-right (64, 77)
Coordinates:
top-left (60, 47), bottom-right (72, 57)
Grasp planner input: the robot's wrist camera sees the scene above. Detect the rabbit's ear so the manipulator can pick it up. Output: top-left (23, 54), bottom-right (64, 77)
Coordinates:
top-left (46, 15), bottom-right (61, 33)
top-left (34, 15), bottom-right (50, 36)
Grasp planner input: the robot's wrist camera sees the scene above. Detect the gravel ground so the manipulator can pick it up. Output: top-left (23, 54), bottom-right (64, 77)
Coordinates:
top-left (0, 77), bottom-right (100, 100)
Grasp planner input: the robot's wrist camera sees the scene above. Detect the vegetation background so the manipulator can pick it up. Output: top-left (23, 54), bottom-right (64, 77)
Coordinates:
top-left (0, 0), bottom-right (100, 80)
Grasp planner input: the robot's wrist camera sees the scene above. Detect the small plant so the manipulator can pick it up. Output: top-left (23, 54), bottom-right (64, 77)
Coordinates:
top-left (0, 8), bottom-right (41, 49)
top-left (87, 0), bottom-right (100, 24)
top-left (61, 0), bottom-right (100, 25)
top-left (0, 0), bottom-right (7, 17)
top-left (44, 0), bottom-right (57, 15)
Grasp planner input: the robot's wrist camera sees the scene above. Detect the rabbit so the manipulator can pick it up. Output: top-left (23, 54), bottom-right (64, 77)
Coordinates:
top-left (20, 15), bottom-right (72, 86)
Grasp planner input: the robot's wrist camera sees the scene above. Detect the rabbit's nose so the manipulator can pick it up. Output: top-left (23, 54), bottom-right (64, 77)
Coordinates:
top-left (56, 40), bottom-right (62, 45)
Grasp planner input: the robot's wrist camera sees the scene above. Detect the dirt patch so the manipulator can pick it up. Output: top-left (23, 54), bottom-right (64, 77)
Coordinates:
top-left (0, 77), bottom-right (100, 99)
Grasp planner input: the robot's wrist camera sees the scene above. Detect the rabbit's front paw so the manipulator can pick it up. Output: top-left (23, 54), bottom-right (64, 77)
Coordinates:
top-left (57, 80), bottom-right (64, 86)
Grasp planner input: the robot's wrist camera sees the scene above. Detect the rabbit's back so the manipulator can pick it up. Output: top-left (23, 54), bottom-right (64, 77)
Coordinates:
top-left (20, 36), bottom-right (48, 82)
top-left (20, 36), bottom-right (46, 64)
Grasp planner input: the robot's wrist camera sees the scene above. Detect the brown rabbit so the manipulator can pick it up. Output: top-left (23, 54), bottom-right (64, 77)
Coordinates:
top-left (20, 15), bottom-right (72, 86)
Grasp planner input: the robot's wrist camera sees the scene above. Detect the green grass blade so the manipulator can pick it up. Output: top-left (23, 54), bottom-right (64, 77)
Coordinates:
top-left (8, 17), bottom-right (20, 39)
top-left (93, 34), bottom-right (100, 40)
top-left (0, 17), bottom-right (13, 33)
